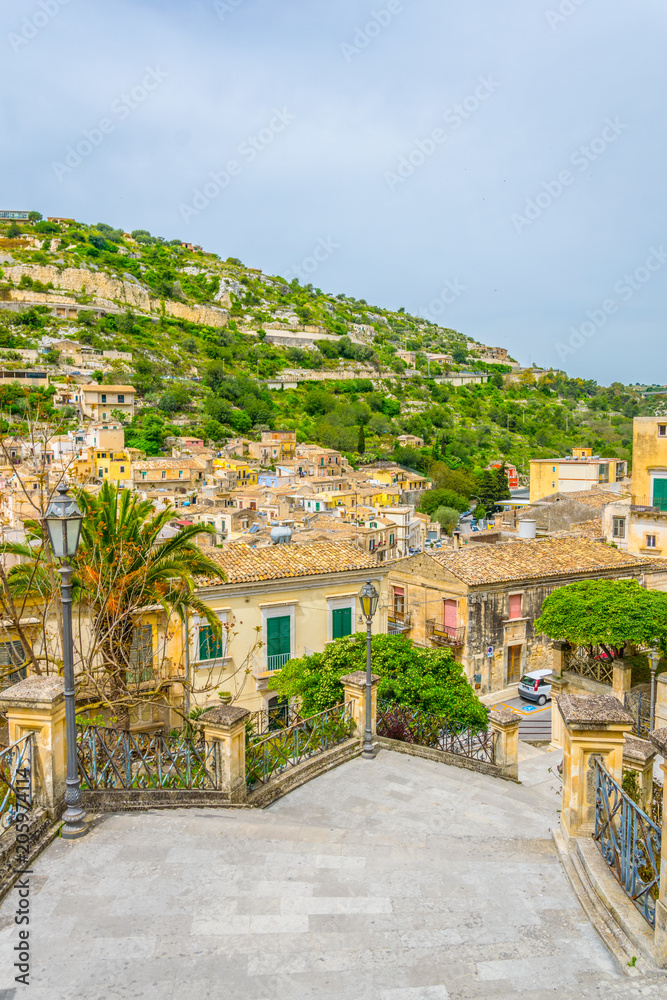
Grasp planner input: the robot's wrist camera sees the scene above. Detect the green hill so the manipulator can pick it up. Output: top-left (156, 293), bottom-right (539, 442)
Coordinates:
top-left (0, 214), bottom-right (656, 479)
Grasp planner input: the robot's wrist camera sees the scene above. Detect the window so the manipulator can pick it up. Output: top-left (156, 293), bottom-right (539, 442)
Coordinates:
top-left (599, 464), bottom-right (609, 483)
top-left (612, 517), bottom-right (626, 539)
top-left (393, 587), bottom-right (404, 616)
top-left (120, 466), bottom-right (125, 473)
top-left (179, 470), bottom-right (183, 478)
top-left (141, 471), bottom-right (147, 479)
top-left (509, 594), bottom-right (522, 620)
top-left (117, 394), bottom-right (124, 403)
top-left (390, 533), bottom-right (395, 545)
top-left (266, 616), bottom-right (291, 671)
top-left (127, 625), bottom-right (153, 683)
top-left (162, 471), bottom-right (166, 480)
top-left (652, 478), bottom-right (667, 512)
top-left (198, 624), bottom-right (225, 661)
top-left (659, 425), bottom-right (667, 437)
top-left (102, 413), bottom-right (107, 420)
top-left (507, 644), bottom-right (522, 684)
top-left (101, 394), bottom-right (107, 403)
top-left (332, 607), bottom-right (352, 639)
top-left (0, 640), bottom-right (26, 688)
top-left (646, 534), bottom-right (657, 548)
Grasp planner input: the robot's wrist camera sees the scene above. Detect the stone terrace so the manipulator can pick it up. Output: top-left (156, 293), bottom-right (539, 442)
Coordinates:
top-left (0, 747), bottom-right (664, 1000)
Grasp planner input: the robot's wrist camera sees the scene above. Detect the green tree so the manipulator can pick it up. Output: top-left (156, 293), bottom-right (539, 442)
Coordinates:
top-left (432, 506), bottom-right (460, 533)
top-left (535, 580), bottom-right (667, 658)
top-left (357, 423), bottom-right (365, 454)
top-left (418, 488), bottom-right (469, 516)
top-left (274, 633), bottom-right (487, 725)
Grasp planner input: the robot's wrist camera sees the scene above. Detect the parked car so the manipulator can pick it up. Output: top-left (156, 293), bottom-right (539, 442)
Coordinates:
top-left (518, 669), bottom-right (553, 706)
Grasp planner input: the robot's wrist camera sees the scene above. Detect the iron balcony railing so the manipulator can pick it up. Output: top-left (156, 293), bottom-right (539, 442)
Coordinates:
top-left (376, 701), bottom-right (496, 764)
top-left (594, 758), bottom-right (661, 928)
top-left (266, 652), bottom-right (291, 673)
top-left (0, 734), bottom-right (33, 831)
top-left (624, 690), bottom-right (652, 739)
top-left (426, 619), bottom-right (466, 647)
top-left (77, 724), bottom-right (217, 791)
top-left (631, 496), bottom-right (667, 513)
top-left (387, 609), bottom-right (412, 633)
top-left (245, 702), bottom-right (353, 790)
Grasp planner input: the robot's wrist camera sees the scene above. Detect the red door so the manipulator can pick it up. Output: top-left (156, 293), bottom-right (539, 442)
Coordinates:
top-left (444, 600), bottom-right (457, 637)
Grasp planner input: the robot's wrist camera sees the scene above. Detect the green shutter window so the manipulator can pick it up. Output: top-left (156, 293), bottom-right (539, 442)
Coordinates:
top-left (332, 607), bottom-right (352, 639)
top-left (266, 616), bottom-right (291, 671)
top-left (199, 625), bottom-right (224, 661)
top-left (128, 625), bottom-right (154, 683)
top-left (653, 478), bottom-right (667, 512)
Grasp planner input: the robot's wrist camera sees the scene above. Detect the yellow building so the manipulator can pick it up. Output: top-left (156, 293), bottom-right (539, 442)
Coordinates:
top-left (183, 540), bottom-right (389, 715)
top-left (529, 451), bottom-right (627, 502)
top-left (214, 458), bottom-right (259, 485)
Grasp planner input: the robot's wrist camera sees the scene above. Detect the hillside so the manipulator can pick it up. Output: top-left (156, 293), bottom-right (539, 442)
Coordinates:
top-left (0, 214), bottom-right (659, 482)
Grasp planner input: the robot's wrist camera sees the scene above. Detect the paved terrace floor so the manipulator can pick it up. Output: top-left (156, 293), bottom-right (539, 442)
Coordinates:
top-left (0, 745), bottom-right (665, 1000)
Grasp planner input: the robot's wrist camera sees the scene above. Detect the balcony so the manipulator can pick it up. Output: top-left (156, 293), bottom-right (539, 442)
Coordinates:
top-left (255, 652), bottom-right (292, 680)
top-left (631, 496), bottom-right (667, 514)
top-left (426, 620), bottom-right (466, 647)
top-left (387, 610), bottom-right (412, 634)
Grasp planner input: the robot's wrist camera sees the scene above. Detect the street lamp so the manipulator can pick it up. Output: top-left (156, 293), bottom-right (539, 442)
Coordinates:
top-left (648, 648), bottom-right (660, 732)
top-left (44, 483), bottom-right (86, 840)
top-left (358, 579), bottom-right (379, 760)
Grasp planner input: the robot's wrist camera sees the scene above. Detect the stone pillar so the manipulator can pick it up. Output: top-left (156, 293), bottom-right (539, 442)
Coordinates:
top-left (0, 677), bottom-right (67, 820)
top-left (549, 675), bottom-right (568, 750)
top-left (340, 671), bottom-right (380, 739)
top-left (489, 709), bottom-right (520, 782)
top-left (612, 659), bottom-right (633, 702)
top-left (202, 705), bottom-right (250, 803)
top-left (559, 694), bottom-right (633, 848)
top-left (622, 736), bottom-right (657, 814)
top-left (551, 640), bottom-right (569, 678)
top-left (655, 674), bottom-right (667, 731)
top-left (649, 729), bottom-right (667, 968)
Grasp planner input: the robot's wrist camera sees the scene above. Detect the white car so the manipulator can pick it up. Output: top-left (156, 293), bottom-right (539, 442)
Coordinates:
top-left (518, 669), bottom-right (553, 706)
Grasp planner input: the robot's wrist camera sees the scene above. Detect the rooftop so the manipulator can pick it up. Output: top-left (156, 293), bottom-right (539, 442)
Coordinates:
top-left (203, 540), bottom-right (379, 584)
top-left (428, 537), bottom-right (650, 586)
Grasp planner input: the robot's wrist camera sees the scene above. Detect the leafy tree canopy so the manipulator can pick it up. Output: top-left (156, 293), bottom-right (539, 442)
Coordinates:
top-left (418, 488), bottom-right (469, 516)
top-left (535, 580), bottom-right (667, 656)
top-left (274, 633), bottom-right (488, 726)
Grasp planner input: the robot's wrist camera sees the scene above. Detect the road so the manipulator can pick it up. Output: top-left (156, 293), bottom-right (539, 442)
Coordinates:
top-left (492, 695), bottom-right (552, 742)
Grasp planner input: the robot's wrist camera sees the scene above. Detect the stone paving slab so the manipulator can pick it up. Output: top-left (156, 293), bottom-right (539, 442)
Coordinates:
top-left (0, 747), bottom-right (664, 999)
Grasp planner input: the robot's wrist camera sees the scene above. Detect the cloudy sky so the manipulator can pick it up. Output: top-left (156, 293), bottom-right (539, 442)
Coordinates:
top-left (1, 0), bottom-right (665, 384)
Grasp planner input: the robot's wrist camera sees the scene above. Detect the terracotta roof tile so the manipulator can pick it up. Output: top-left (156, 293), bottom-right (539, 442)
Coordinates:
top-left (201, 540), bottom-right (379, 585)
top-left (429, 537), bottom-right (650, 586)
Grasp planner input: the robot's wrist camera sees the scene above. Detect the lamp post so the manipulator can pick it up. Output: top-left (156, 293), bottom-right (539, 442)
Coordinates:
top-left (648, 648), bottom-right (660, 732)
top-left (44, 483), bottom-right (86, 840)
top-left (358, 579), bottom-right (379, 760)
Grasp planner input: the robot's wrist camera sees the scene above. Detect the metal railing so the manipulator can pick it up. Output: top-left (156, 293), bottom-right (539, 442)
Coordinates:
top-left (387, 609), bottom-right (412, 634)
top-left (0, 734), bottom-right (33, 830)
top-left (631, 496), bottom-right (667, 513)
top-left (426, 619), bottom-right (466, 647)
top-left (594, 758), bottom-right (661, 928)
top-left (245, 702), bottom-right (353, 790)
top-left (77, 724), bottom-right (217, 791)
top-left (247, 703), bottom-right (301, 738)
top-left (266, 652), bottom-right (291, 673)
top-left (565, 651), bottom-right (614, 686)
top-left (625, 690), bottom-right (652, 739)
top-left (376, 702), bottom-right (496, 764)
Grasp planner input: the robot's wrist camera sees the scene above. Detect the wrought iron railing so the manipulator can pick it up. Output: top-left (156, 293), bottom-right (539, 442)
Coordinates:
top-left (387, 609), bottom-right (412, 634)
top-left (0, 734), bottom-right (33, 830)
top-left (594, 758), bottom-right (661, 928)
top-left (624, 691), bottom-right (652, 739)
top-left (247, 703), bottom-right (301, 738)
top-left (245, 702), bottom-right (353, 790)
top-left (565, 651), bottom-right (614, 686)
top-left (376, 702), bottom-right (496, 764)
top-left (653, 782), bottom-right (663, 829)
top-left (77, 724), bottom-right (217, 791)
top-left (425, 620), bottom-right (466, 647)
top-left (631, 496), bottom-right (667, 513)
top-left (266, 652), bottom-right (291, 673)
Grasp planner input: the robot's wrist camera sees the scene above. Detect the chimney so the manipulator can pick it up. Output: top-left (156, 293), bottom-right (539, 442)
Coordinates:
top-left (453, 530), bottom-right (461, 551)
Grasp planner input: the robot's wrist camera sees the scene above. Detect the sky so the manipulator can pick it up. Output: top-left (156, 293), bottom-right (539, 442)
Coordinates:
top-left (1, 0), bottom-right (666, 384)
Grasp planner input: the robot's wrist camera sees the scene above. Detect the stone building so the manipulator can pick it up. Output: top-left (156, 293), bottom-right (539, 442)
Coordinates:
top-left (388, 538), bottom-right (654, 695)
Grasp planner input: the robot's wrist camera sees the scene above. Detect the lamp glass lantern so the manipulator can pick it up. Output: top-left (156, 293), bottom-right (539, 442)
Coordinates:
top-left (44, 483), bottom-right (84, 560)
top-left (648, 649), bottom-right (661, 672)
top-left (359, 579), bottom-right (379, 619)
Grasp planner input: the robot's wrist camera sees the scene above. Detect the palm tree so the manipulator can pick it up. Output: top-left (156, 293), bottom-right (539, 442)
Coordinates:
top-left (2, 482), bottom-right (226, 723)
